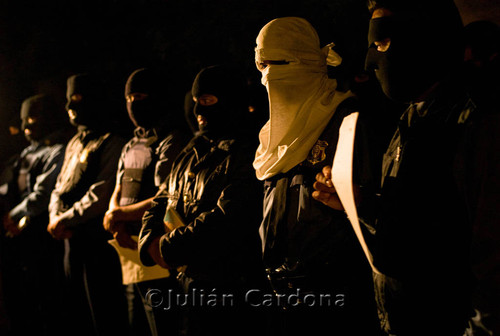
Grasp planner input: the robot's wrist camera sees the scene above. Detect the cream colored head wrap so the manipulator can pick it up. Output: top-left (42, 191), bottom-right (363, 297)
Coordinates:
top-left (253, 17), bottom-right (352, 180)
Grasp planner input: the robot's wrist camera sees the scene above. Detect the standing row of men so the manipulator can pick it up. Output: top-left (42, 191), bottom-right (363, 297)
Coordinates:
top-left (1, 0), bottom-right (499, 335)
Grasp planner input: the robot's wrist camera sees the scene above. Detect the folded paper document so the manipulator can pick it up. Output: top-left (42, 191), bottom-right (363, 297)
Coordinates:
top-left (109, 235), bottom-right (170, 285)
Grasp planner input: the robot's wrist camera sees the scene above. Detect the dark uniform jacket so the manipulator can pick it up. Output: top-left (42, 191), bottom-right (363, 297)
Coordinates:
top-left (0, 140), bottom-right (66, 336)
top-left (49, 128), bottom-right (125, 235)
top-left (260, 97), bottom-right (376, 290)
top-left (139, 131), bottom-right (262, 289)
top-left (361, 79), bottom-right (475, 335)
top-left (8, 142), bottom-right (65, 225)
top-left (258, 97), bottom-right (382, 335)
top-left (48, 127), bottom-right (129, 332)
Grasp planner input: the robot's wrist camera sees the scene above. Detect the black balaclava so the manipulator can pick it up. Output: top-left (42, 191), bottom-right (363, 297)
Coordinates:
top-left (191, 65), bottom-right (248, 138)
top-left (66, 73), bottom-right (107, 129)
top-left (184, 90), bottom-right (198, 135)
top-left (365, 0), bottom-right (464, 103)
top-left (20, 94), bottom-right (62, 143)
top-left (124, 68), bottom-right (169, 130)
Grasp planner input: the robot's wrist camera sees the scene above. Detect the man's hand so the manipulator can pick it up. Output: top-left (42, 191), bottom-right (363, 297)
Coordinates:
top-left (103, 208), bottom-right (120, 233)
top-left (147, 236), bottom-right (170, 269)
top-left (114, 227), bottom-right (138, 250)
top-left (47, 217), bottom-right (72, 240)
top-left (312, 165), bottom-right (344, 211)
top-left (3, 214), bottom-right (20, 237)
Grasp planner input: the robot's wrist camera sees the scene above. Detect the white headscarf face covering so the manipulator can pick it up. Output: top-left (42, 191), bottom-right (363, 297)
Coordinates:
top-left (253, 17), bottom-right (353, 181)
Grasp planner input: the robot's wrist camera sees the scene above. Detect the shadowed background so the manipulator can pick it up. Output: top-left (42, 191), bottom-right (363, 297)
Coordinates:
top-left (0, 0), bottom-right (497, 163)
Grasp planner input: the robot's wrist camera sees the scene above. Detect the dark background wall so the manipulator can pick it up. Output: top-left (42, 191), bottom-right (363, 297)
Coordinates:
top-left (0, 0), bottom-right (497, 162)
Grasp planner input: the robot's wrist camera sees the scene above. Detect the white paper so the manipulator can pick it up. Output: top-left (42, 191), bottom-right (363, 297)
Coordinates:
top-left (109, 235), bottom-right (170, 285)
top-left (331, 112), bottom-right (380, 274)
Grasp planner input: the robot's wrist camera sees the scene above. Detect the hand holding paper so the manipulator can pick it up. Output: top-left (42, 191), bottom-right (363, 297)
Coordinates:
top-left (314, 112), bottom-right (380, 274)
top-left (312, 166), bottom-right (344, 211)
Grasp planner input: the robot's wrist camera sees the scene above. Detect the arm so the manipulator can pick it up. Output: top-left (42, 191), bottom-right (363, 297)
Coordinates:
top-left (104, 190), bottom-right (154, 250)
top-left (138, 191), bottom-right (170, 267)
top-left (159, 158), bottom-right (261, 268)
top-left (9, 145), bottom-right (65, 223)
top-left (48, 136), bottom-right (124, 239)
top-left (104, 142), bottom-right (158, 249)
top-left (102, 173), bottom-right (136, 250)
top-left (106, 196), bottom-right (155, 224)
top-left (108, 173), bottom-right (122, 211)
top-left (57, 136), bottom-right (123, 226)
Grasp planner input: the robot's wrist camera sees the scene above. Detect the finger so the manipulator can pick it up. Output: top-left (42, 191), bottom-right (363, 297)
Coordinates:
top-left (315, 172), bottom-right (333, 188)
top-left (312, 190), bottom-right (344, 211)
top-left (322, 165), bottom-right (332, 179)
top-left (103, 213), bottom-right (115, 232)
top-left (47, 224), bottom-right (60, 239)
top-left (312, 190), bottom-right (330, 203)
top-left (103, 219), bottom-right (110, 231)
top-left (313, 181), bottom-right (337, 194)
top-left (315, 172), bottom-right (327, 184)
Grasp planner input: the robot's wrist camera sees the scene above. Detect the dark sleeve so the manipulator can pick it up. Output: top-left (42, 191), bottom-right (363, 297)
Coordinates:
top-left (154, 131), bottom-right (189, 187)
top-left (49, 135), bottom-right (76, 222)
top-left (138, 189), bottom-right (169, 266)
top-left (353, 110), bottom-right (386, 247)
top-left (9, 144), bottom-right (65, 222)
top-left (159, 152), bottom-right (261, 268)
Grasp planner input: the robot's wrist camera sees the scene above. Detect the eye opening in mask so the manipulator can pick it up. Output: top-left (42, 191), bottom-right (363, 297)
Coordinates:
top-left (374, 38), bottom-right (391, 52)
top-left (257, 60), bottom-right (290, 71)
top-left (193, 94), bottom-right (218, 106)
top-left (70, 93), bottom-right (83, 103)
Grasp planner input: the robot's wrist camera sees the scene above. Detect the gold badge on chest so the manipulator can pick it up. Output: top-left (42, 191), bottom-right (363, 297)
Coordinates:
top-left (307, 140), bottom-right (328, 165)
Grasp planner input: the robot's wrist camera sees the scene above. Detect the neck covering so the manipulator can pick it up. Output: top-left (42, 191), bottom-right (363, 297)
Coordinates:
top-left (253, 17), bottom-right (352, 180)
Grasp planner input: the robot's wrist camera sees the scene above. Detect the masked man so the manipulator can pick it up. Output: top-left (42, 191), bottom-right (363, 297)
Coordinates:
top-left (48, 74), bottom-right (128, 336)
top-left (139, 65), bottom-right (264, 336)
top-left (1, 94), bottom-right (70, 335)
top-left (103, 68), bottom-right (190, 336)
top-left (253, 17), bottom-right (381, 335)
top-left (314, 1), bottom-right (476, 334)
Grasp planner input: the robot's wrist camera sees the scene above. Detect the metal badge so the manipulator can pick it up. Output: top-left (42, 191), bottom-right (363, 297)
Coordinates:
top-left (307, 140), bottom-right (328, 165)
